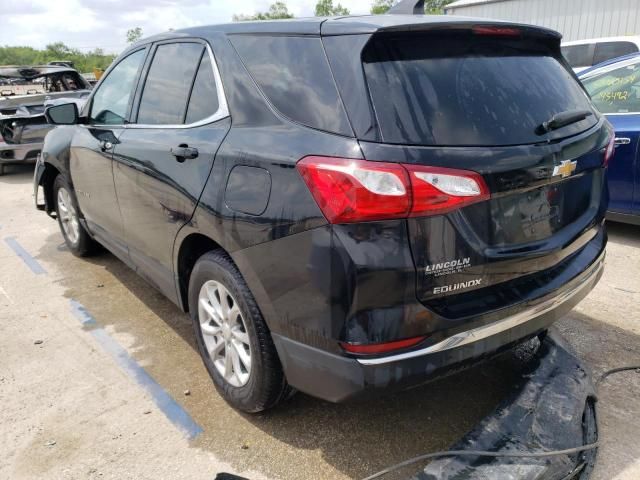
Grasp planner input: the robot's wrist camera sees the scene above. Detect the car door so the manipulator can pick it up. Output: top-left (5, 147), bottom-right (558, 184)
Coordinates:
top-left (70, 48), bottom-right (148, 257)
top-left (112, 40), bottom-right (231, 301)
top-left (581, 58), bottom-right (640, 215)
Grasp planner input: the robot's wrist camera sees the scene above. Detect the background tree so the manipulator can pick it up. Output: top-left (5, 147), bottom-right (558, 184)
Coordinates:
top-left (126, 27), bottom-right (143, 44)
top-left (315, 0), bottom-right (350, 16)
top-left (370, 0), bottom-right (395, 14)
top-left (0, 43), bottom-right (115, 73)
top-left (370, 0), bottom-right (454, 14)
top-left (233, 2), bottom-right (294, 21)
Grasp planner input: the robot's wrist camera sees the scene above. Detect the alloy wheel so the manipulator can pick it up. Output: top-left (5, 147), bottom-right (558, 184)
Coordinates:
top-left (57, 187), bottom-right (80, 245)
top-left (198, 280), bottom-right (252, 387)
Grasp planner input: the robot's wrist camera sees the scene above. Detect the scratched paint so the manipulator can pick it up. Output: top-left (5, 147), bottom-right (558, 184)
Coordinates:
top-left (69, 299), bottom-right (203, 439)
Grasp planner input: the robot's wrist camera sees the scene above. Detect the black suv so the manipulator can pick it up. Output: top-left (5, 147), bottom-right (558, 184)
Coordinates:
top-left (35, 14), bottom-right (611, 412)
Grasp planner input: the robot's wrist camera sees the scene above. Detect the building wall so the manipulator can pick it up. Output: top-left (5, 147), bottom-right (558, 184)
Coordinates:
top-left (445, 0), bottom-right (640, 42)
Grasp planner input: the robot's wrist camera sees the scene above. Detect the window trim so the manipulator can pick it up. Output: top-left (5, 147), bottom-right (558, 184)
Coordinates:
top-left (128, 40), bottom-right (229, 129)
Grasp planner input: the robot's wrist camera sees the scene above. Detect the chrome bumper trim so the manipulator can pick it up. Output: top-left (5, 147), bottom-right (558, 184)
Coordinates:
top-left (357, 252), bottom-right (605, 366)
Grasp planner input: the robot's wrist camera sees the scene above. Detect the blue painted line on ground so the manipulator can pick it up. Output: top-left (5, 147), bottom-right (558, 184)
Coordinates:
top-left (69, 299), bottom-right (203, 439)
top-left (4, 236), bottom-right (47, 275)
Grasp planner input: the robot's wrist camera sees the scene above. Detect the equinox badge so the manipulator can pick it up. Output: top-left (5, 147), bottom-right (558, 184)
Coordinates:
top-left (553, 160), bottom-right (577, 179)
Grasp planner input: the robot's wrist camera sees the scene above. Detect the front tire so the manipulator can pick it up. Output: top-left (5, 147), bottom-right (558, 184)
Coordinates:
top-left (53, 174), bottom-right (97, 257)
top-left (188, 251), bottom-right (291, 412)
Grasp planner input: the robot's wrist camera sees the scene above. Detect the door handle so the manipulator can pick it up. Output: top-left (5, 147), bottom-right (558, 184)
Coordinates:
top-left (170, 145), bottom-right (199, 162)
top-left (614, 137), bottom-right (631, 147)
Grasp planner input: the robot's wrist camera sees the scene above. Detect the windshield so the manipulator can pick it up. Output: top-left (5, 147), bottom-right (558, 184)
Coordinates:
top-left (581, 60), bottom-right (640, 114)
top-left (363, 33), bottom-right (598, 146)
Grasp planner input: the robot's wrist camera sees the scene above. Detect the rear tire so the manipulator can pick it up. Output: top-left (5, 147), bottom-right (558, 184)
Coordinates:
top-left (53, 174), bottom-right (98, 257)
top-left (188, 251), bottom-right (292, 412)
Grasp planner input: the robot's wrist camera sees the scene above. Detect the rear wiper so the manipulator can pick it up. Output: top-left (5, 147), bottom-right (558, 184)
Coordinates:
top-left (535, 109), bottom-right (593, 135)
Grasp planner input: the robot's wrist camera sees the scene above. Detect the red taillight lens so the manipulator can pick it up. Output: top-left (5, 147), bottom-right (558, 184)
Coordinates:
top-left (604, 134), bottom-right (615, 167)
top-left (296, 156), bottom-right (411, 223)
top-left (340, 336), bottom-right (427, 355)
top-left (405, 165), bottom-right (490, 217)
top-left (297, 156), bottom-right (490, 223)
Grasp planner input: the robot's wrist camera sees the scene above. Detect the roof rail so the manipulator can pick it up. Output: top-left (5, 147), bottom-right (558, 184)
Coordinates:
top-left (388, 0), bottom-right (425, 14)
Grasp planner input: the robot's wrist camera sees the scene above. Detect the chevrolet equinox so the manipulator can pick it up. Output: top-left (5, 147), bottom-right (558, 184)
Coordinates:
top-left (35, 14), bottom-right (611, 412)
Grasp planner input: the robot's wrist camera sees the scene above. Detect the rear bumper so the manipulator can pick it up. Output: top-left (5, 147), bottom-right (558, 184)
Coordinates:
top-left (273, 249), bottom-right (605, 402)
top-left (0, 141), bottom-right (42, 163)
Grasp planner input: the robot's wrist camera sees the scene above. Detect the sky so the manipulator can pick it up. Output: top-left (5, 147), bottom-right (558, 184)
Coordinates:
top-left (0, 0), bottom-right (374, 54)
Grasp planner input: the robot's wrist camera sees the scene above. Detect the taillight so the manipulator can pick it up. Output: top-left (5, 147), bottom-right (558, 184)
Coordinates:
top-left (296, 156), bottom-right (410, 223)
top-left (604, 134), bottom-right (615, 167)
top-left (405, 165), bottom-right (490, 217)
top-left (340, 335), bottom-right (427, 355)
top-left (296, 156), bottom-right (489, 224)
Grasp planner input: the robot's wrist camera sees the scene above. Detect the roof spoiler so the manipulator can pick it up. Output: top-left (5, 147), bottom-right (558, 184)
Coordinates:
top-left (388, 0), bottom-right (425, 14)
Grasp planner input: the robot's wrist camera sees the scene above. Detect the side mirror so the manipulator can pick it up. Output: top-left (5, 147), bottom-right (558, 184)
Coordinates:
top-left (45, 103), bottom-right (79, 125)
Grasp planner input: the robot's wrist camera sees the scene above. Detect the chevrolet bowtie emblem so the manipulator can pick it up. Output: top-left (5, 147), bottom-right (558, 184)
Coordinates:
top-left (553, 160), bottom-right (577, 179)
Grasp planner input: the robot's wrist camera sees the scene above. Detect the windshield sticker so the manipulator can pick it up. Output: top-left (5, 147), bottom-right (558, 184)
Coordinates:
top-left (425, 257), bottom-right (471, 277)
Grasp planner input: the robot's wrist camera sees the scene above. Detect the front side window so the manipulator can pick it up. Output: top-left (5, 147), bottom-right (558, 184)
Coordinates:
top-left (90, 49), bottom-right (146, 125)
top-left (137, 43), bottom-right (204, 125)
top-left (582, 61), bottom-right (640, 114)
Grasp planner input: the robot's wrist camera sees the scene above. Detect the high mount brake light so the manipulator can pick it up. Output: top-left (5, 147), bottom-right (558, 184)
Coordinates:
top-left (296, 156), bottom-right (490, 224)
top-left (472, 26), bottom-right (521, 37)
top-left (604, 134), bottom-right (615, 167)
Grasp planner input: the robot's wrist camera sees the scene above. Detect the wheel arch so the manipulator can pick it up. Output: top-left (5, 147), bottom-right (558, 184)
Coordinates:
top-left (40, 161), bottom-right (62, 215)
top-left (175, 232), bottom-right (225, 312)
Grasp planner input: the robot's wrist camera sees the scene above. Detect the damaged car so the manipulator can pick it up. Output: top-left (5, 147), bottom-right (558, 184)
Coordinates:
top-left (0, 65), bottom-right (90, 175)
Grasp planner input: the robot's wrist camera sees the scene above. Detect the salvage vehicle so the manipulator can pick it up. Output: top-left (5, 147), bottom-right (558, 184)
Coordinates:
top-left (579, 53), bottom-right (640, 225)
top-left (562, 36), bottom-right (640, 73)
top-left (35, 13), bottom-right (611, 413)
top-left (0, 65), bottom-right (90, 174)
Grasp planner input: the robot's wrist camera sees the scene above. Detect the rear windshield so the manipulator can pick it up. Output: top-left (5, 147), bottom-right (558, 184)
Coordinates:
top-left (363, 33), bottom-right (597, 146)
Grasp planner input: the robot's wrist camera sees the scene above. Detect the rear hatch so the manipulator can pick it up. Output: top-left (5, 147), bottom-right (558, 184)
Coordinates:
top-left (329, 23), bottom-right (611, 318)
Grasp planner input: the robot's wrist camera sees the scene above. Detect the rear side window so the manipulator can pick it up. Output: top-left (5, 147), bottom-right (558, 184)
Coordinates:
top-left (593, 41), bottom-right (638, 66)
top-left (562, 44), bottom-right (593, 68)
top-left (231, 35), bottom-right (351, 136)
top-left (582, 61), bottom-right (640, 114)
top-left (185, 53), bottom-right (219, 124)
top-left (137, 43), bottom-right (203, 125)
top-left (363, 33), bottom-right (597, 146)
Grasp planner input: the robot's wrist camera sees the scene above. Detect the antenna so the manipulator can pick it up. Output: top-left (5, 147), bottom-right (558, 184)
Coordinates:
top-left (388, 0), bottom-right (425, 14)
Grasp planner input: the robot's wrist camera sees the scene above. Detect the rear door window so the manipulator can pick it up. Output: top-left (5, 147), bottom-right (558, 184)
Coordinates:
top-left (231, 35), bottom-right (351, 136)
top-left (561, 44), bottom-right (593, 68)
top-left (137, 43), bottom-right (203, 125)
top-left (593, 41), bottom-right (638, 66)
top-left (363, 33), bottom-right (597, 146)
top-left (582, 61), bottom-right (640, 114)
top-left (185, 53), bottom-right (219, 124)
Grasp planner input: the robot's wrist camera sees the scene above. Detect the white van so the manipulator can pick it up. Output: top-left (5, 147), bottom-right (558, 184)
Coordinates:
top-left (561, 36), bottom-right (640, 73)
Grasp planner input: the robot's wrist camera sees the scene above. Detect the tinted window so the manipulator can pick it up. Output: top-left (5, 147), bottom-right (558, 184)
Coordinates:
top-left (561, 44), bottom-right (593, 68)
top-left (363, 34), bottom-right (597, 146)
top-left (185, 53), bottom-right (219, 124)
top-left (137, 43), bottom-right (203, 125)
top-left (231, 35), bottom-right (351, 136)
top-left (90, 49), bottom-right (145, 125)
top-left (582, 61), bottom-right (640, 114)
top-left (593, 41), bottom-right (638, 65)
